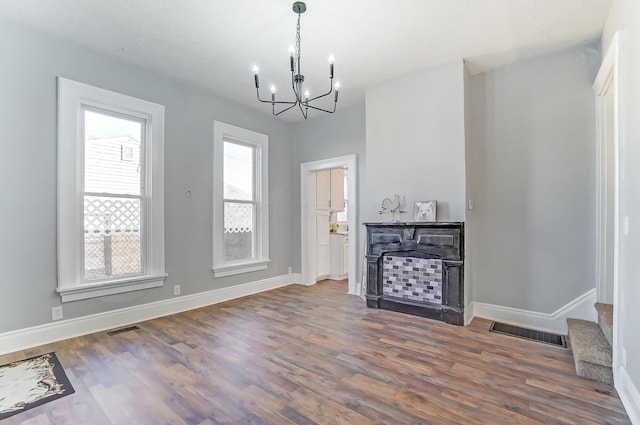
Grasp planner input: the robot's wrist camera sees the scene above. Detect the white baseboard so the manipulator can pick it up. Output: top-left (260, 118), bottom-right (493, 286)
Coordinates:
top-left (470, 288), bottom-right (596, 334)
top-left (617, 366), bottom-right (640, 425)
top-left (464, 302), bottom-right (475, 326)
top-left (290, 272), bottom-right (302, 284)
top-left (0, 274), bottom-right (296, 356)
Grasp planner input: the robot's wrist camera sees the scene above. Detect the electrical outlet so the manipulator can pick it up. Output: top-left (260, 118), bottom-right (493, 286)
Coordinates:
top-left (288, 266), bottom-right (292, 274)
top-left (52, 306), bottom-right (63, 321)
top-left (173, 285), bottom-right (181, 296)
top-left (468, 200), bottom-right (474, 210)
top-left (621, 346), bottom-right (627, 368)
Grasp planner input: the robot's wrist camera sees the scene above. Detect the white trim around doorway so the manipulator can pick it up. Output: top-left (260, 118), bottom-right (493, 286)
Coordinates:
top-left (300, 155), bottom-right (358, 295)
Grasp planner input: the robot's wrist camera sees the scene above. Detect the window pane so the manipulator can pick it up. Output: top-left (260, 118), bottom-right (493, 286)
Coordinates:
top-left (84, 109), bottom-right (143, 196)
top-left (84, 196), bottom-right (142, 280)
top-left (223, 202), bottom-right (255, 262)
top-left (223, 141), bottom-right (254, 201)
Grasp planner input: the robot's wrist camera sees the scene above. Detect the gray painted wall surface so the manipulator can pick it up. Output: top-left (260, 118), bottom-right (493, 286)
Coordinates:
top-left (292, 102), bottom-right (366, 282)
top-left (603, 0), bottom-right (640, 397)
top-left (463, 64), bottom-right (474, 308)
top-left (469, 44), bottom-right (599, 312)
top-left (0, 20), bottom-right (294, 333)
top-left (365, 60), bottom-right (467, 222)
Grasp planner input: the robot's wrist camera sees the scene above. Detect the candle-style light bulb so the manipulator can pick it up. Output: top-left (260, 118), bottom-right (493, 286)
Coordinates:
top-left (329, 55), bottom-right (335, 79)
top-left (304, 90), bottom-right (310, 99)
top-left (335, 81), bottom-right (341, 91)
top-left (270, 85), bottom-right (276, 102)
top-left (289, 46), bottom-right (295, 72)
top-left (270, 85), bottom-right (276, 94)
top-left (334, 82), bottom-right (340, 102)
top-left (252, 65), bottom-right (260, 88)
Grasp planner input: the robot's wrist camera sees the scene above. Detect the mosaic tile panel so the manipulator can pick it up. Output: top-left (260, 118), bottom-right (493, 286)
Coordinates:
top-left (382, 256), bottom-right (443, 304)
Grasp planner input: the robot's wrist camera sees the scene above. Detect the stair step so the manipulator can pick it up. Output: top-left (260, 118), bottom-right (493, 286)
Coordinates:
top-left (595, 302), bottom-right (613, 346)
top-left (567, 318), bottom-right (613, 385)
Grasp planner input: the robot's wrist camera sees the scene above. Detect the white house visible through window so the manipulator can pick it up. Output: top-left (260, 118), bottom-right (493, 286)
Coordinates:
top-left (213, 121), bottom-right (269, 277)
top-left (83, 109), bottom-right (144, 281)
top-left (57, 78), bottom-right (166, 302)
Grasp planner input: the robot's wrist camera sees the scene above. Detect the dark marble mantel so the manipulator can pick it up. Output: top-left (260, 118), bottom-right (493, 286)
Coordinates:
top-left (364, 221), bottom-right (464, 325)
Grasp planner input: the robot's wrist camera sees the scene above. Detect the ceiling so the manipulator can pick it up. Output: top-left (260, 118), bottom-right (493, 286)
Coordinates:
top-left (0, 0), bottom-right (612, 122)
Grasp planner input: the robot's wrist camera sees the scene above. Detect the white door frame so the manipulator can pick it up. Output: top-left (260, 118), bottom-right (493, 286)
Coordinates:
top-left (300, 154), bottom-right (358, 295)
top-left (593, 32), bottom-right (621, 379)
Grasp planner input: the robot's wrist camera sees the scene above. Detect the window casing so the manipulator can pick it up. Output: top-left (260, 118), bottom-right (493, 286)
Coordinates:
top-left (213, 121), bottom-right (269, 277)
top-left (57, 78), bottom-right (166, 302)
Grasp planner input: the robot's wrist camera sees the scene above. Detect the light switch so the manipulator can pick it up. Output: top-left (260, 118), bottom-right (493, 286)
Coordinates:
top-left (623, 216), bottom-right (629, 235)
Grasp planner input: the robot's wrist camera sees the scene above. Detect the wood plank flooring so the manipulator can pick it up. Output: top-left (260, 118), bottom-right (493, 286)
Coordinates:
top-left (0, 280), bottom-right (631, 424)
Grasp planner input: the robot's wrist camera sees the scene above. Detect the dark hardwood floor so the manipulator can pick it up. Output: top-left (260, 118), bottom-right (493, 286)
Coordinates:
top-left (0, 280), bottom-right (631, 424)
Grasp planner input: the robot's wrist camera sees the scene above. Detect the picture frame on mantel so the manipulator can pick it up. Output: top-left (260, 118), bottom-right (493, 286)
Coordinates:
top-left (414, 201), bottom-right (436, 222)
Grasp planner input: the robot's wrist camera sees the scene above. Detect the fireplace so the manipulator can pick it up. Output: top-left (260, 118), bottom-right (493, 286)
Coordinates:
top-left (364, 222), bottom-right (464, 325)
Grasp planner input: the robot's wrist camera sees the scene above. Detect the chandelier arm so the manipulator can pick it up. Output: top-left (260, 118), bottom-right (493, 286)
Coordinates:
top-left (297, 102), bottom-right (308, 119)
top-left (256, 88), bottom-right (297, 105)
top-left (273, 102), bottom-right (299, 116)
top-left (307, 77), bottom-right (334, 102)
top-left (304, 101), bottom-right (337, 114)
top-left (307, 88), bottom-right (333, 102)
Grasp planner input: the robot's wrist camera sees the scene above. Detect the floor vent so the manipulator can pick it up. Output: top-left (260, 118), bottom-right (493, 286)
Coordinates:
top-left (107, 326), bottom-right (140, 336)
top-left (489, 322), bottom-right (566, 347)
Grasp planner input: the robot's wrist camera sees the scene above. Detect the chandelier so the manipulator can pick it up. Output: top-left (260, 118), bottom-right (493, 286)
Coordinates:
top-left (252, 1), bottom-right (340, 119)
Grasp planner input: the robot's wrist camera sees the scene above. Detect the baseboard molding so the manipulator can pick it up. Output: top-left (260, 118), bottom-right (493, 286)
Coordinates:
top-left (464, 302), bottom-right (475, 326)
top-left (470, 288), bottom-right (596, 334)
top-left (617, 367), bottom-right (640, 425)
top-left (290, 273), bottom-right (302, 285)
top-left (0, 274), bottom-right (296, 356)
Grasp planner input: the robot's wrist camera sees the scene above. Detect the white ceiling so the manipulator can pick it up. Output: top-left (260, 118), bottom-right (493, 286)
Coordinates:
top-left (0, 0), bottom-right (612, 122)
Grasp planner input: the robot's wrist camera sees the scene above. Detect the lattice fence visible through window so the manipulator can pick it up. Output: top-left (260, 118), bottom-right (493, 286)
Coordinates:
top-left (224, 203), bottom-right (254, 234)
top-left (84, 196), bottom-right (142, 280)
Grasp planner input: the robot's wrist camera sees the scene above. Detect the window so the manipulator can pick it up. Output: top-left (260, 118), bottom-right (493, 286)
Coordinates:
top-left (213, 121), bottom-right (269, 277)
top-left (336, 169), bottom-right (348, 222)
top-left (57, 78), bottom-right (166, 302)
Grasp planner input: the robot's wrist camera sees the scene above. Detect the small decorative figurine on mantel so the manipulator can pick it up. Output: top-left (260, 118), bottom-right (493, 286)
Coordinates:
top-left (378, 194), bottom-right (406, 221)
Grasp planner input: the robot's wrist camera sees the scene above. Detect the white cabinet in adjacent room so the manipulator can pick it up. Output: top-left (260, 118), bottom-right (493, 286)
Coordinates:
top-left (316, 168), bottom-right (344, 212)
top-left (329, 233), bottom-right (348, 280)
top-left (316, 169), bottom-right (331, 211)
top-left (316, 211), bottom-right (330, 279)
top-left (330, 168), bottom-right (345, 212)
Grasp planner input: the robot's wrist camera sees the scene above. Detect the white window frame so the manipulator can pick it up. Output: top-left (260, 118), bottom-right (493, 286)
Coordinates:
top-left (57, 77), bottom-right (166, 302)
top-left (213, 121), bottom-right (270, 277)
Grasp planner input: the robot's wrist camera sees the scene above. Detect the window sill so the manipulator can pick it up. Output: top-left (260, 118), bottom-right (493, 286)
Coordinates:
top-left (212, 259), bottom-right (271, 278)
top-left (57, 273), bottom-right (167, 303)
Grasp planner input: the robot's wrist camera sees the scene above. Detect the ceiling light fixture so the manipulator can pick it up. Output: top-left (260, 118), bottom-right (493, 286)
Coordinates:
top-left (252, 1), bottom-right (339, 119)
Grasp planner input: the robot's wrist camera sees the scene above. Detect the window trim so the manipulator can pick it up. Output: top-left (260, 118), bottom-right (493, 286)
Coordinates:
top-left (212, 121), bottom-right (270, 277)
top-left (57, 77), bottom-right (166, 302)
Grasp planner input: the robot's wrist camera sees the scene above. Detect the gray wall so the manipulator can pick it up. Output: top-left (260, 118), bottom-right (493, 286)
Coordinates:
top-left (365, 60), bottom-right (467, 222)
top-left (469, 44), bottom-right (600, 312)
top-left (463, 63), bottom-right (474, 308)
top-left (603, 0), bottom-right (640, 397)
top-left (292, 102), bottom-right (366, 281)
top-left (0, 20), bottom-right (294, 333)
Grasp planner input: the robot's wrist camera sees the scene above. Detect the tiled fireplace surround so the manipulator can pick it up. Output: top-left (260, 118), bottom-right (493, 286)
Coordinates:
top-left (364, 222), bottom-right (464, 325)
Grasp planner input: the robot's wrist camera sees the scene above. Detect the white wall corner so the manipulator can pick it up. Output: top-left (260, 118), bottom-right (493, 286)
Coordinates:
top-left (0, 274), bottom-right (297, 356)
top-left (464, 302), bottom-right (475, 326)
top-left (472, 289), bottom-right (596, 334)
top-left (290, 272), bottom-right (302, 285)
top-left (617, 367), bottom-right (640, 425)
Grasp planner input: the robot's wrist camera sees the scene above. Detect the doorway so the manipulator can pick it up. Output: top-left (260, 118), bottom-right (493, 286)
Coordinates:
top-left (594, 32), bottom-right (621, 377)
top-left (300, 155), bottom-right (358, 295)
